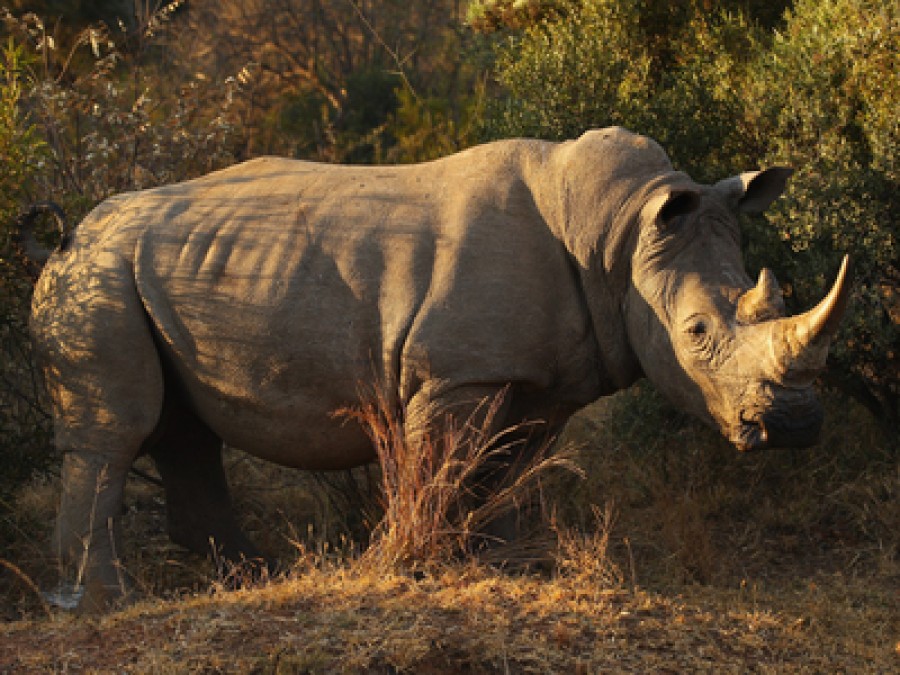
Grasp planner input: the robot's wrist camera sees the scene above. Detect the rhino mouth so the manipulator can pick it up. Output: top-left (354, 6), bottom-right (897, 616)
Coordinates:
top-left (731, 385), bottom-right (824, 451)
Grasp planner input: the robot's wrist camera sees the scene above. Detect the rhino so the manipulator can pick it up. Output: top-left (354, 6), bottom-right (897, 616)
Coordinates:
top-left (26, 127), bottom-right (850, 612)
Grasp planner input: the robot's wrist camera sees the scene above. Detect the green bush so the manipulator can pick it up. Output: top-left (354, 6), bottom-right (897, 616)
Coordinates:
top-left (383, 86), bottom-right (485, 164)
top-left (484, 0), bottom-right (653, 141)
top-left (467, 0), bottom-right (569, 33)
top-left (636, 12), bottom-right (770, 181)
top-left (0, 9), bottom-right (242, 500)
top-left (0, 38), bottom-right (53, 498)
top-left (482, 0), bottom-right (898, 432)
top-left (749, 0), bottom-right (898, 428)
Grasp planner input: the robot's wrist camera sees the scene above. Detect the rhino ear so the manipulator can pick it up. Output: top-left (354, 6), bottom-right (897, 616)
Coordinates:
top-left (653, 189), bottom-right (701, 228)
top-left (715, 167), bottom-right (794, 214)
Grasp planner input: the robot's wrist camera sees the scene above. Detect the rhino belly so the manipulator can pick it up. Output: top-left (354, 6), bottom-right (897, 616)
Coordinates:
top-left (149, 306), bottom-right (381, 468)
top-left (148, 306), bottom-right (382, 469)
top-left (134, 227), bottom-right (399, 469)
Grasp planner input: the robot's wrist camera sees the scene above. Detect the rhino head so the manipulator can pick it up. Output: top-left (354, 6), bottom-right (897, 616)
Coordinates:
top-left (623, 168), bottom-right (851, 451)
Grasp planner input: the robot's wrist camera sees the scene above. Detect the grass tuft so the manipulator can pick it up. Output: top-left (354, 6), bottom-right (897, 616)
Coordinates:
top-left (553, 501), bottom-right (623, 591)
top-left (549, 382), bottom-right (899, 588)
top-left (338, 383), bottom-right (582, 571)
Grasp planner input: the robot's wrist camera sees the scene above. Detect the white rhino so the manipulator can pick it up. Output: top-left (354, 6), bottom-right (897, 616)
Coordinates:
top-left (26, 127), bottom-right (850, 611)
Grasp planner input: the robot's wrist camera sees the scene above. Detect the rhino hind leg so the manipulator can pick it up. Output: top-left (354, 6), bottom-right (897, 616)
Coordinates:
top-left (148, 405), bottom-right (263, 567)
top-left (32, 250), bottom-right (165, 612)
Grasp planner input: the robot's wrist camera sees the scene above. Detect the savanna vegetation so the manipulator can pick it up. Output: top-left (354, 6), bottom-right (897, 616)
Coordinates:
top-left (1, 0), bottom-right (897, 671)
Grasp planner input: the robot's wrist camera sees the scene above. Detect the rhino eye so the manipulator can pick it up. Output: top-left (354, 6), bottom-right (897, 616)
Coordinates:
top-left (687, 319), bottom-right (707, 335)
top-left (686, 318), bottom-right (709, 342)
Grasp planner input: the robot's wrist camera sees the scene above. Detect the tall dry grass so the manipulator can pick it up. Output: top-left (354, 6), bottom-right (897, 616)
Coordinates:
top-left (337, 384), bottom-right (582, 571)
top-left (3, 378), bottom-right (892, 630)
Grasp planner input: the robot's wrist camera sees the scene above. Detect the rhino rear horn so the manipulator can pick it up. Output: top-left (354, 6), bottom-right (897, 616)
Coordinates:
top-left (772, 255), bottom-right (852, 383)
top-left (738, 268), bottom-right (786, 323)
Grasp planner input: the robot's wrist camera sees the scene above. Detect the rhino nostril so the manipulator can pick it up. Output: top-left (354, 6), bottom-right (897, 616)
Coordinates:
top-left (733, 416), bottom-right (768, 451)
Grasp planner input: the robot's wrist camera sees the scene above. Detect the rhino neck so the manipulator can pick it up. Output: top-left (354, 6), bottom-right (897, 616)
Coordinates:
top-left (528, 130), bottom-right (674, 264)
top-left (578, 267), bottom-right (645, 394)
top-left (520, 134), bottom-right (650, 394)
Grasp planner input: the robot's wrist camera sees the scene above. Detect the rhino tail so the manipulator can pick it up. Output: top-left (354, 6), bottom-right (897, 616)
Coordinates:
top-left (13, 201), bottom-right (70, 265)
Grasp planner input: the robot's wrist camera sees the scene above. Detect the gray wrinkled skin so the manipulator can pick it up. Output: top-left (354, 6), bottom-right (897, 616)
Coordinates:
top-left (29, 128), bottom-right (849, 611)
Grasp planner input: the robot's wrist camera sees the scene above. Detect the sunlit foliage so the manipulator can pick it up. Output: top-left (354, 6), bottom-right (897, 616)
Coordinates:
top-left (0, 6), bottom-right (241, 497)
top-left (0, 38), bottom-right (52, 496)
top-left (751, 0), bottom-right (898, 428)
top-left (176, 0), bottom-right (481, 163)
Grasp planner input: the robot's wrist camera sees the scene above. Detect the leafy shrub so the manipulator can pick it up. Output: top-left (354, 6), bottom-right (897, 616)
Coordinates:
top-left (467, 0), bottom-right (569, 33)
top-left (481, 0), bottom-right (898, 432)
top-left (635, 12), bottom-right (770, 181)
top-left (0, 38), bottom-right (53, 498)
top-left (0, 7), bottom-right (243, 500)
top-left (383, 86), bottom-right (485, 164)
top-left (3, 11), bottom-right (240, 211)
top-left (747, 0), bottom-right (898, 428)
top-left (484, 0), bottom-right (653, 141)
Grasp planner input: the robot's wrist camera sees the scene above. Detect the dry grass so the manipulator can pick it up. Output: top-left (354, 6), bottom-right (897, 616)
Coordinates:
top-left (340, 384), bottom-right (579, 571)
top-left (1, 557), bottom-right (896, 673)
top-left (549, 384), bottom-right (899, 590)
top-left (1, 382), bottom-right (897, 671)
top-left (552, 502), bottom-right (624, 592)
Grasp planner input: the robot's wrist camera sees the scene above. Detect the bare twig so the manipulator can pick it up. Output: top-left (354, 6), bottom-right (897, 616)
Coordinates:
top-left (346, 0), bottom-right (420, 102)
top-left (0, 558), bottom-right (52, 619)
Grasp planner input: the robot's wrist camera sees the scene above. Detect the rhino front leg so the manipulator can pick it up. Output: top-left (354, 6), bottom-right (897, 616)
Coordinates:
top-left (404, 382), bottom-right (525, 549)
top-left (32, 250), bottom-right (165, 612)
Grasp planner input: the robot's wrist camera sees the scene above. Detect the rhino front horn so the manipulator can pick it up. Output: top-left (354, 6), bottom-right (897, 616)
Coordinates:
top-left (772, 255), bottom-right (852, 384)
